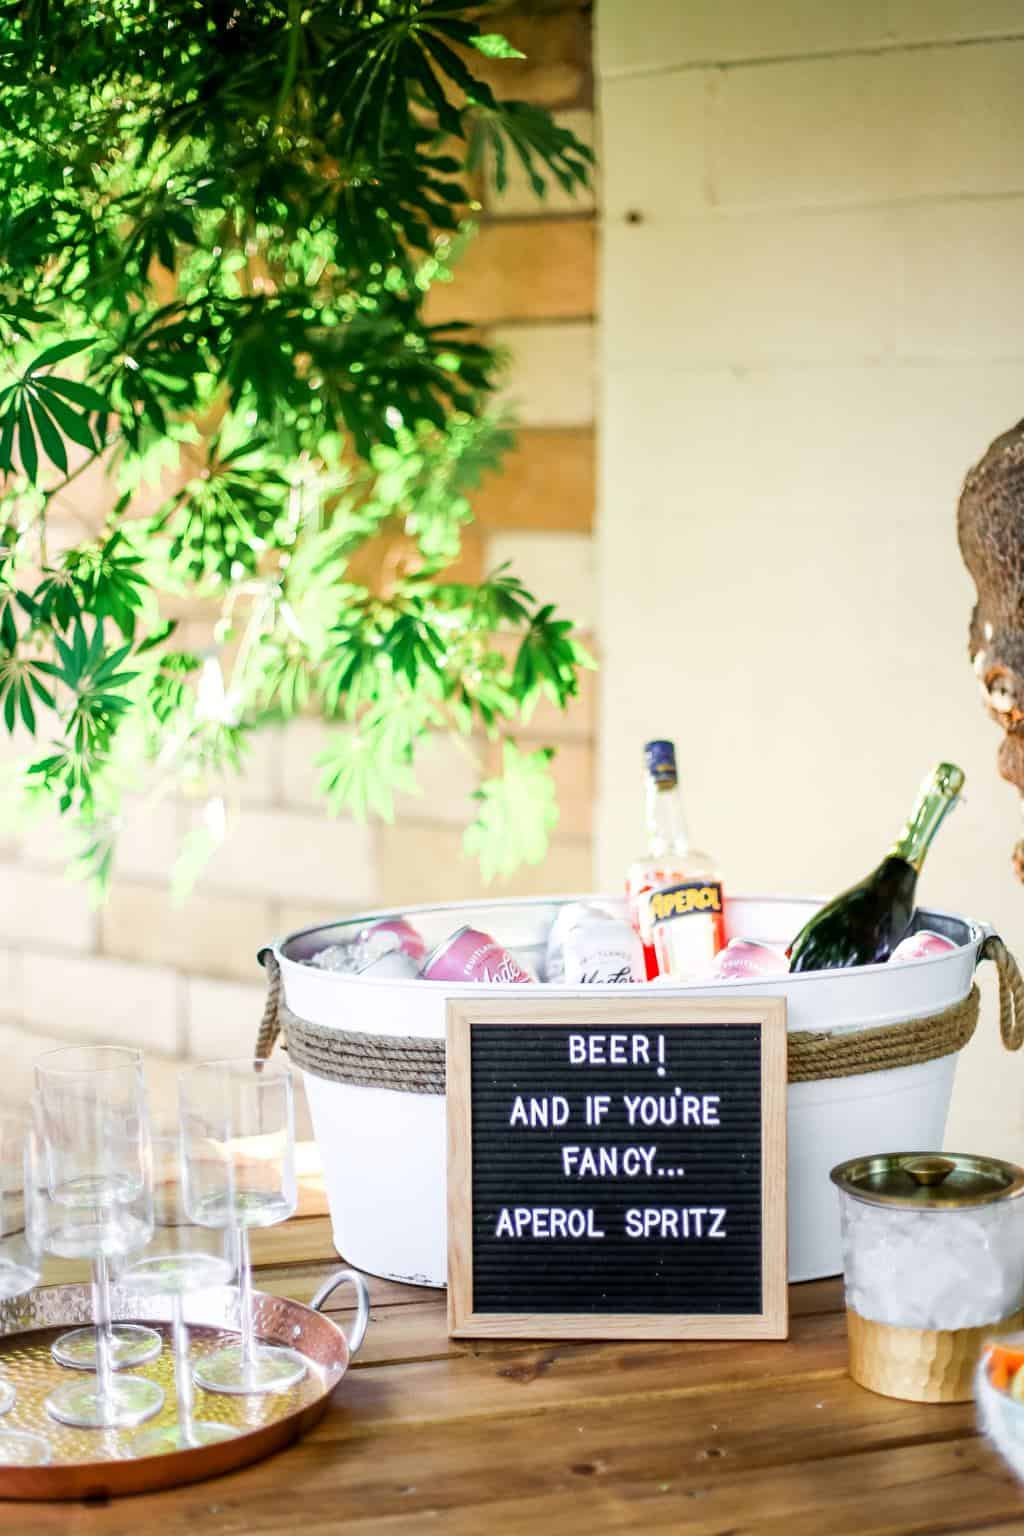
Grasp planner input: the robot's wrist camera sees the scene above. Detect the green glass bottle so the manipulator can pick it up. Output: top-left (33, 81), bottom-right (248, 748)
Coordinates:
top-left (788, 762), bottom-right (965, 974)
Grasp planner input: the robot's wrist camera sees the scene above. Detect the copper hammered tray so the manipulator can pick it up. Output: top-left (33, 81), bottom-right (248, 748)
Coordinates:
top-left (0, 1268), bottom-right (369, 1499)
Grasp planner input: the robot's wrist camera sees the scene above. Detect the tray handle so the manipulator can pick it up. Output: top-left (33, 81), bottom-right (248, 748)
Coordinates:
top-left (309, 1268), bottom-right (370, 1358)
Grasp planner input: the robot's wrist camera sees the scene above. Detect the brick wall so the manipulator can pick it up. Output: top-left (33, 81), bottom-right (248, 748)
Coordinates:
top-left (1, 2), bottom-right (597, 1107)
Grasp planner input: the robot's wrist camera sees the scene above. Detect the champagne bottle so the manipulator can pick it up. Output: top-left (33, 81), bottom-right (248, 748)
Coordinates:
top-left (788, 762), bottom-right (965, 974)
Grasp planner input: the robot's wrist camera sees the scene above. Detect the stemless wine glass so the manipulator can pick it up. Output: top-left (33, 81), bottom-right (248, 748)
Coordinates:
top-left (43, 1046), bottom-right (161, 1376)
top-left (0, 1118), bottom-right (50, 1467)
top-left (34, 1046), bottom-right (164, 1429)
top-left (180, 1059), bottom-right (306, 1394)
top-left (121, 1123), bottom-right (239, 1456)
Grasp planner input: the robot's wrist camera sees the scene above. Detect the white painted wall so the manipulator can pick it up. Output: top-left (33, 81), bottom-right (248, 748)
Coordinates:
top-left (596, 0), bottom-right (1024, 1158)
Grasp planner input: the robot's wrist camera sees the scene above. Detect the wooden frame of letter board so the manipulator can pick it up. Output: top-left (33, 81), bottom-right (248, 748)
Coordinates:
top-left (446, 994), bottom-right (788, 1340)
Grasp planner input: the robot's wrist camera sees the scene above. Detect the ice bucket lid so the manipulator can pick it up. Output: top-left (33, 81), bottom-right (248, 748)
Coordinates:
top-left (830, 1152), bottom-right (1024, 1210)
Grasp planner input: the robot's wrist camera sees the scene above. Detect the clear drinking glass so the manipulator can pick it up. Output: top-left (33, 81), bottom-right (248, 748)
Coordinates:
top-left (121, 1125), bottom-right (239, 1455)
top-left (33, 1046), bottom-right (164, 1429)
top-left (0, 1118), bottom-right (50, 1467)
top-left (180, 1059), bottom-right (305, 1394)
top-left (43, 1046), bottom-right (161, 1376)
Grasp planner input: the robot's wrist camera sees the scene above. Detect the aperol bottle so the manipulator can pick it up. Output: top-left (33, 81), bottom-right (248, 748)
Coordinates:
top-left (626, 740), bottom-right (726, 980)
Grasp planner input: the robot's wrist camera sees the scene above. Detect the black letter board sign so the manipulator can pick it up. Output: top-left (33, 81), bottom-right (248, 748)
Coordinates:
top-left (446, 995), bottom-right (787, 1339)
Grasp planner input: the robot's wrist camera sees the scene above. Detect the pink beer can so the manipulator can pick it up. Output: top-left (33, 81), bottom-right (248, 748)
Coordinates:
top-left (710, 937), bottom-right (789, 981)
top-left (357, 916), bottom-right (426, 962)
top-left (888, 929), bottom-right (957, 965)
top-left (420, 925), bottom-right (534, 984)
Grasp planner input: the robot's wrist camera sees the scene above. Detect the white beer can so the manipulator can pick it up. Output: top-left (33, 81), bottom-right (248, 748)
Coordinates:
top-left (544, 900), bottom-right (623, 982)
top-left (562, 917), bottom-right (640, 985)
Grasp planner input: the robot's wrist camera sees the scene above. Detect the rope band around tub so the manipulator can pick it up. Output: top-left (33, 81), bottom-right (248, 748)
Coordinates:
top-left (254, 948), bottom-right (446, 1093)
top-left (254, 935), bottom-right (1024, 1093)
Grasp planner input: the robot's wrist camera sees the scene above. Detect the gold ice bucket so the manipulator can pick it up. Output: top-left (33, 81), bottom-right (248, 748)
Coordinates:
top-left (831, 1152), bottom-right (1024, 1403)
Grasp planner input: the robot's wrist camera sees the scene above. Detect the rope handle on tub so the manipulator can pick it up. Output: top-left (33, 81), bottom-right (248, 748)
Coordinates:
top-left (255, 936), bottom-right (1024, 1092)
top-left (256, 947), bottom-right (284, 1062)
top-left (979, 933), bottom-right (1024, 1051)
top-left (256, 948), bottom-right (446, 1092)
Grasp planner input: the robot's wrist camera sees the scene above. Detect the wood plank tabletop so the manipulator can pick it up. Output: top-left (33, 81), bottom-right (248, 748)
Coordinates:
top-left (7, 1190), bottom-right (1024, 1533)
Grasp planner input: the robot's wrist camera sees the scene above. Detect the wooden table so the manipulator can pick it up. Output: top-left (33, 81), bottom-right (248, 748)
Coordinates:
top-left (9, 1199), bottom-right (1024, 1533)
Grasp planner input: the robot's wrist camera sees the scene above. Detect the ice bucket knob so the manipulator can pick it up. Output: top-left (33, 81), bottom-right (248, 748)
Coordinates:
top-left (903, 1155), bottom-right (957, 1187)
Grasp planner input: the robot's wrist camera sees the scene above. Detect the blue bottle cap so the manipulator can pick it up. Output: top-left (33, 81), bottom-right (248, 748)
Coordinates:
top-left (644, 739), bottom-right (677, 786)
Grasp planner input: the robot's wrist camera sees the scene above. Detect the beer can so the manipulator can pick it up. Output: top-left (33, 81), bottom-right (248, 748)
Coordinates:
top-left (420, 926), bottom-right (534, 984)
top-left (562, 917), bottom-right (639, 985)
top-left (889, 929), bottom-right (957, 965)
top-left (544, 899), bottom-right (622, 982)
top-left (649, 878), bottom-right (725, 981)
top-left (357, 916), bottom-right (426, 962)
top-left (710, 936), bottom-right (787, 980)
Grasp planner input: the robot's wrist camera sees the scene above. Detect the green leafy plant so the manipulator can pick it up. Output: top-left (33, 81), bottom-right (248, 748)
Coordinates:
top-left (0, 1), bottom-right (594, 892)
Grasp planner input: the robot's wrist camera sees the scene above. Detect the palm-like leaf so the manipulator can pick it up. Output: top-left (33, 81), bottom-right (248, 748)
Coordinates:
top-left (0, 0), bottom-right (596, 889)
